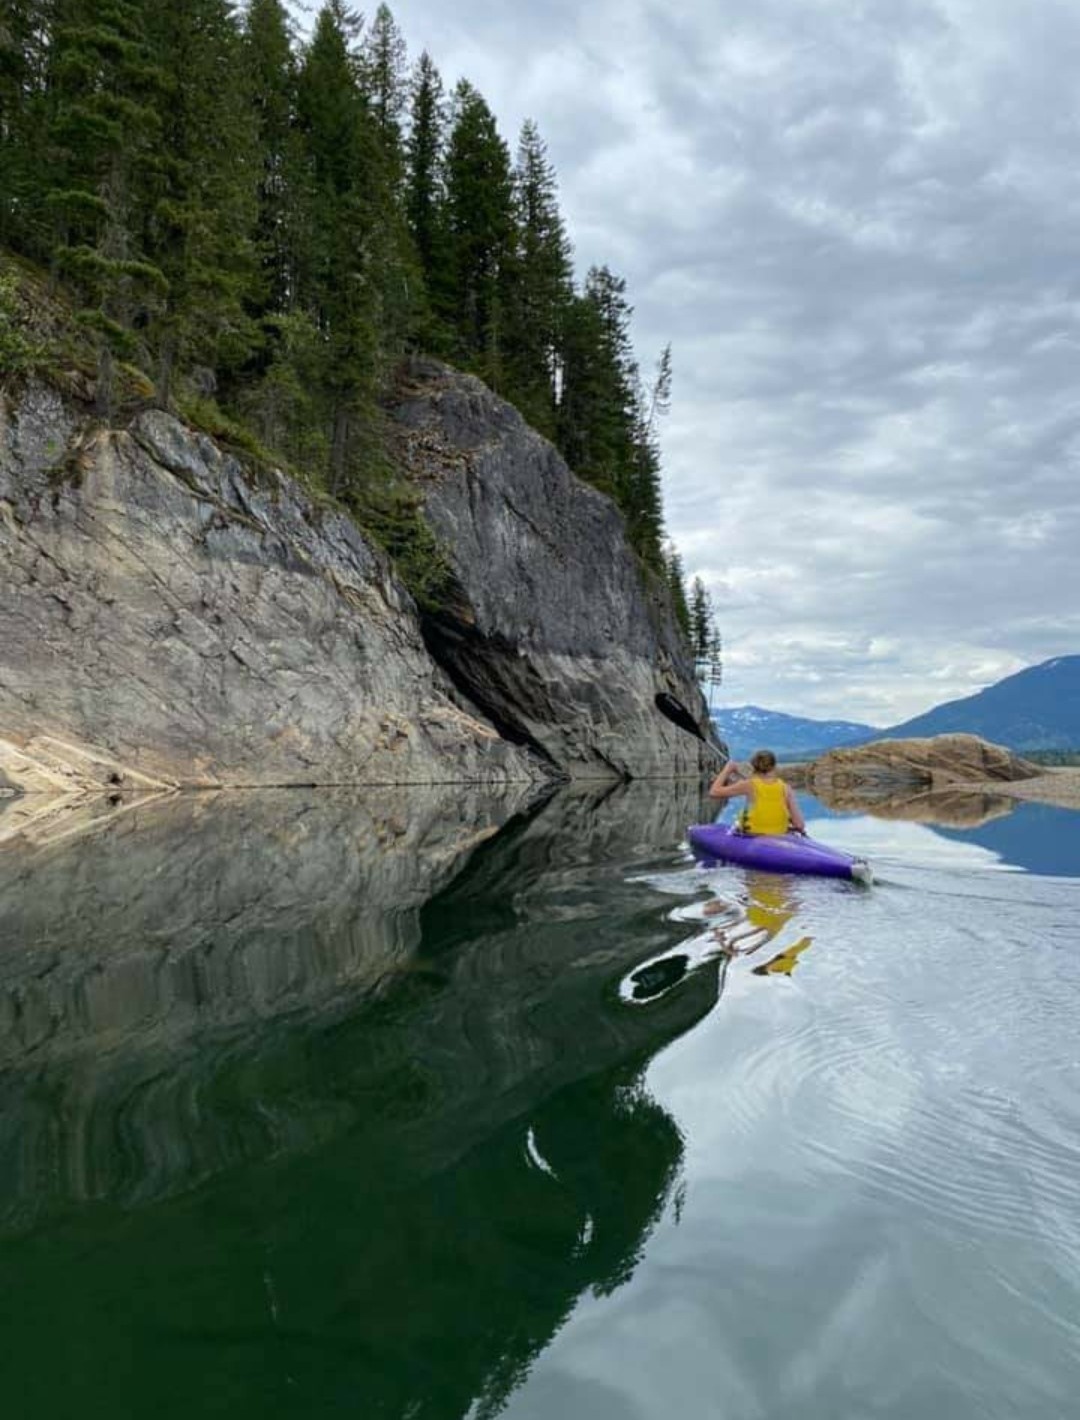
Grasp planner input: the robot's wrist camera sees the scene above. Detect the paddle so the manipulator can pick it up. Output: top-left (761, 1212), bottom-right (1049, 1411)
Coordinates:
top-left (654, 692), bottom-right (728, 759)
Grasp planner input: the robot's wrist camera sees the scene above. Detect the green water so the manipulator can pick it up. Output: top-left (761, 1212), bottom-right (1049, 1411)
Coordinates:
top-left (1, 781), bottom-right (1078, 1417)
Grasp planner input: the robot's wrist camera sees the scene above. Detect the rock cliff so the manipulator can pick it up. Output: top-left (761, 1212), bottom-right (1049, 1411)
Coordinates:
top-left (390, 359), bottom-right (719, 779)
top-left (1, 370), bottom-right (712, 791)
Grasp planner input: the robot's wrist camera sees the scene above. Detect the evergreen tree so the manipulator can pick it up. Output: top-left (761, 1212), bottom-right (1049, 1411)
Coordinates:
top-left (238, 0), bottom-right (317, 453)
top-left (441, 79), bottom-right (516, 386)
top-left (505, 118), bottom-right (573, 437)
top-left (296, 0), bottom-right (414, 493)
top-left (623, 420), bottom-right (664, 567)
top-left (706, 629), bottom-right (723, 700)
top-left (360, 2), bottom-right (406, 171)
top-left (43, 0), bottom-right (168, 412)
top-left (0, 0), bottom-right (52, 254)
top-left (623, 343), bottom-right (671, 568)
top-left (140, 0), bottom-right (259, 405)
top-left (404, 52), bottom-right (445, 288)
top-left (556, 271), bottom-right (673, 567)
top-left (689, 576), bottom-right (712, 661)
top-left (297, 0), bottom-right (370, 489)
top-left (244, 0), bottom-right (301, 321)
top-left (687, 575), bottom-right (722, 702)
top-left (557, 266), bottom-right (637, 501)
top-left (663, 543), bottom-right (691, 640)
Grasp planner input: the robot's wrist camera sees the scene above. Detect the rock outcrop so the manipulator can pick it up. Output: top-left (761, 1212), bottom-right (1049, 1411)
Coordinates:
top-left (1, 370), bottom-right (716, 790)
top-left (801, 733), bottom-right (1041, 797)
top-left (390, 359), bottom-right (721, 779)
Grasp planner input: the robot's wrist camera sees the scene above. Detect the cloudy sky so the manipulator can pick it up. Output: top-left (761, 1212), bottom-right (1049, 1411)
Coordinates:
top-left (299, 0), bottom-right (1080, 724)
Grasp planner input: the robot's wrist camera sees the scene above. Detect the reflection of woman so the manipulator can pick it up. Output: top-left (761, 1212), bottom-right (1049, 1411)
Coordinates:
top-left (708, 872), bottom-right (813, 976)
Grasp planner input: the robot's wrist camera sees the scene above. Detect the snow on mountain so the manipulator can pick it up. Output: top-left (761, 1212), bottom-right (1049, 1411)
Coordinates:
top-left (710, 705), bottom-right (880, 762)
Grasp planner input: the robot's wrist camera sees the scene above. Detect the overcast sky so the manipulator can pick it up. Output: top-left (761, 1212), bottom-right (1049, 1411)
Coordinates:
top-left (295, 0), bottom-right (1080, 724)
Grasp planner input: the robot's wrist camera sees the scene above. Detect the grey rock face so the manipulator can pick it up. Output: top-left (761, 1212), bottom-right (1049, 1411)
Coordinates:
top-left (0, 384), bottom-right (537, 787)
top-left (2, 366), bottom-right (718, 787)
top-left (390, 360), bottom-right (723, 778)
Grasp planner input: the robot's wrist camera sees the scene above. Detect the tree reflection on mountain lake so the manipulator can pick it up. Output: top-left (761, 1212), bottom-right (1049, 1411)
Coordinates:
top-left (0, 781), bottom-right (1078, 1418)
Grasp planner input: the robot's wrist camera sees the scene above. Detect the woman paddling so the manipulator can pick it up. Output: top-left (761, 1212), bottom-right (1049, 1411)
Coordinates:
top-left (708, 749), bottom-right (806, 836)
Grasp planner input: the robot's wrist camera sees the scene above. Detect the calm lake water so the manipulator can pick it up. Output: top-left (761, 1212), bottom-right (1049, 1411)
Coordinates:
top-left (1, 781), bottom-right (1078, 1418)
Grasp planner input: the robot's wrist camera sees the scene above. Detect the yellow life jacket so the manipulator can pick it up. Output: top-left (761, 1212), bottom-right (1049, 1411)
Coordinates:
top-left (740, 776), bottom-right (790, 835)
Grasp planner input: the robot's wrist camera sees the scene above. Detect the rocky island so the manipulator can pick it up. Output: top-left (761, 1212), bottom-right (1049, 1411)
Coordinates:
top-left (784, 732), bottom-right (1080, 814)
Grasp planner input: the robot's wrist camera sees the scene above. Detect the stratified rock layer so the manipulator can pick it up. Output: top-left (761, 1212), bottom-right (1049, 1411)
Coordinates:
top-left (0, 383), bottom-right (536, 787)
top-left (390, 360), bottom-right (721, 779)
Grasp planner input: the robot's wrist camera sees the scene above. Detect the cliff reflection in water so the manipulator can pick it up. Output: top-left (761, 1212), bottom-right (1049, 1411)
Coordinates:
top-left (0, 779), bottom-right (717, 1418)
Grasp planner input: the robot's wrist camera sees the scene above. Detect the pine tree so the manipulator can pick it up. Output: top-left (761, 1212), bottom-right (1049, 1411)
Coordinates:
top-left (244, 0), bottom-right (301, 321)
top-left (441, 79), bottom-right (516, 385)
top-left (296, 1), bottom-right (369, 489)
top-left (623, 417), bottom-right (664, 567)
top-left (0, 0), bottom-right (53, 254)
top-left (505, 118), bottom-right (573, 437)
top-left (140, 0), bottom-right (259, 405)
top-left (557, 266), bottom-right (637, 502)
top-left (663, 543), bottom-right (691, 639)
top-left (237, 0), bottom-right (318, 454)
top-left (706, 629), bottom-right (723, 700)
top-left (296, 0), bottom-right (415, 493)
top-left (689, 576), bottom-right (711, 661)
top-left (360, 2), bottom-right (406, 173)
top-left (622, 344), bottom-right (671, 568)
top-left (404, 52), bottom-right (445, 284)
top-left (43, 0), bottom-right (168, 413)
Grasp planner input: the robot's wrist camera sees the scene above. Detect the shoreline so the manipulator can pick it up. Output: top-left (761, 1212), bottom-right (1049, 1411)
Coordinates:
top-left (966, 766), bottom-right (1080, 811)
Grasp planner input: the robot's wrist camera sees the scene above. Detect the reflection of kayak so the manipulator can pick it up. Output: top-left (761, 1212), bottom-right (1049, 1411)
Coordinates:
top-left (688, 824), bottom-right (872, 883)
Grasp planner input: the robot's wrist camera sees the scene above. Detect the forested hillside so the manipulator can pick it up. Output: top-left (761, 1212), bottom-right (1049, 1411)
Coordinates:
top-left (0, 0), bottom-right (706, 633)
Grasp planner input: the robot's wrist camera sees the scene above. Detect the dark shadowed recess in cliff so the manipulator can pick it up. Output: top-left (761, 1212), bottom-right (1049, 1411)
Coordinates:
top-left (420, 609), bottom-right (567, 770)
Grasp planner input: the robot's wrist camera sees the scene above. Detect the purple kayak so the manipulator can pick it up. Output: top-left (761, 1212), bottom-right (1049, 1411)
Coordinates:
top-left (688, 823), bottom-right (872, 883)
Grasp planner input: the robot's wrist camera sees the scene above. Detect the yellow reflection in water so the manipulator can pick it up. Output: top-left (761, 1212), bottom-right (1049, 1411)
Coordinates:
top-left (710, 872), bottom-right (814, 977)
top-left (751, 936), bottom-right (812, 976)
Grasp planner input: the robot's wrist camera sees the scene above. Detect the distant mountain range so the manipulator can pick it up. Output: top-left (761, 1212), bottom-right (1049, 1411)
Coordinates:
top-left (863, 655), bottom-right (1080, 751)
top-left (710, 705), bottom-right (880, 762)
top-left (711, 655), bottom-right (1080, 760)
